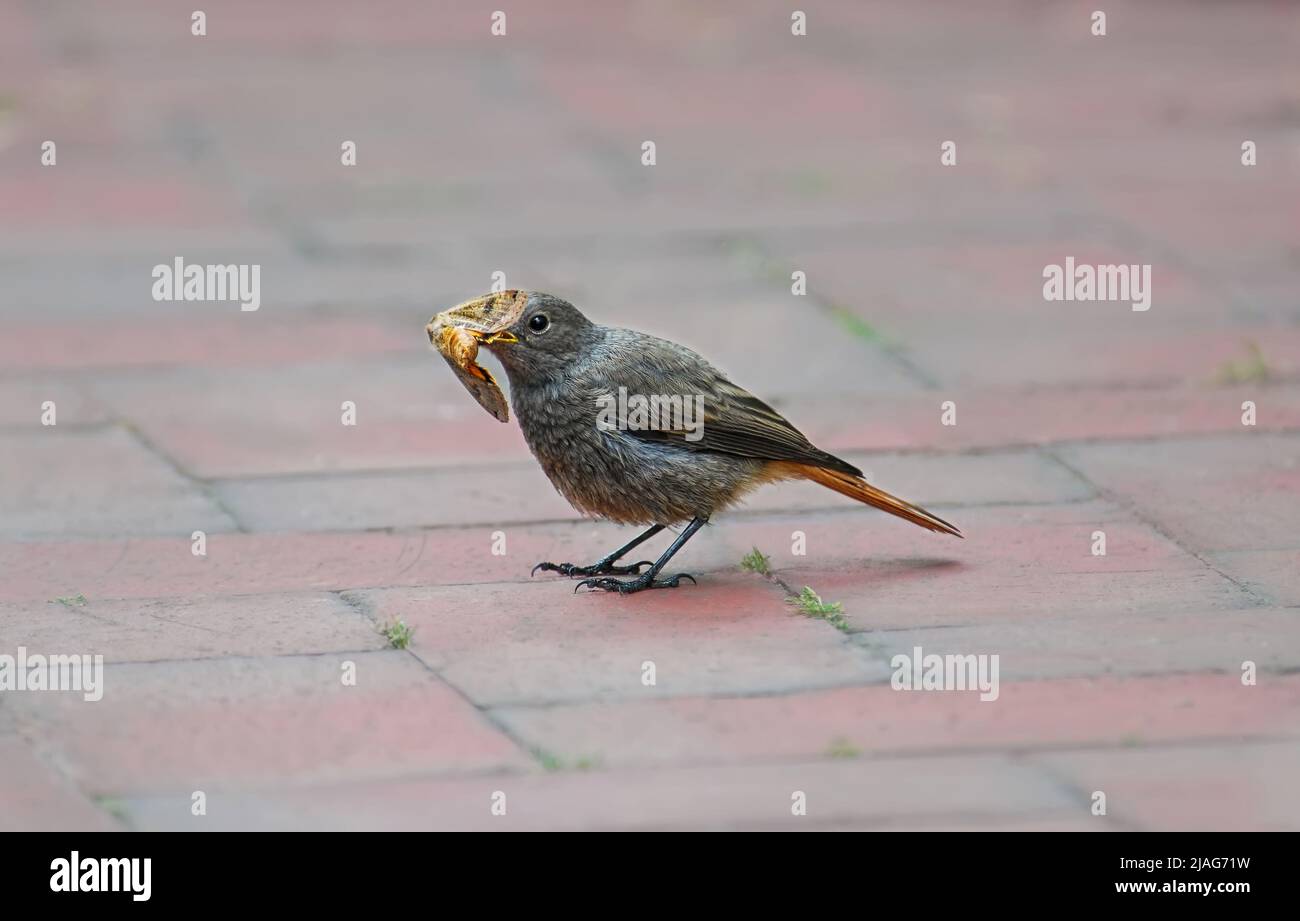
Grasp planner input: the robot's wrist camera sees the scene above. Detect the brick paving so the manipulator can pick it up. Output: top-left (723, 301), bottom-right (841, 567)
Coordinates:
top-left (1, 1), bottom-right (1298, 831)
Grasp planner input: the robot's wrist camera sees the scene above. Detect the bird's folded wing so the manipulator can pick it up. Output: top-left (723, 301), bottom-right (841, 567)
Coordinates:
top-left (607, 365), bottom-right (862, 478)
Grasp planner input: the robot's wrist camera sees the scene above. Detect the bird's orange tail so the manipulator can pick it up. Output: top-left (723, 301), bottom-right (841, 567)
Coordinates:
top-left (780, 463), bottom-right (963, 537)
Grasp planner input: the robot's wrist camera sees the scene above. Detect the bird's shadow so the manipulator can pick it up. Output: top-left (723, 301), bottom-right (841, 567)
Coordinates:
top-left (793, 557), bottom-right (965, 587)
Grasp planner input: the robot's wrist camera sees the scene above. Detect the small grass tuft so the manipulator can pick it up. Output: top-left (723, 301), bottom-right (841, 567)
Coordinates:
top-left (740, 546), bottom-right (772, 576)
top-left (92, 795), bottom-right (131, 824)
top-left (824, 737), bottom-right (862, 759)
top-left (532, 748), bottom-right (602, 772)
top-left (534, 748), bottom-right (564, 772)
top-left (51, 594), bottom-right (88, 608)
top-left (1214, 341), bottom-right (1272, 385)
top-left (830, 305), bottom-right (881, 343)
top-left (788, 586), bottom-right (849, 632)
top-left (378, 618), bottom-right (414, 649)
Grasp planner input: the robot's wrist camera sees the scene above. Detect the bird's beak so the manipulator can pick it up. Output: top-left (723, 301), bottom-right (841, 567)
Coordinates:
top-left (428, 290), bottom-right (529, 346)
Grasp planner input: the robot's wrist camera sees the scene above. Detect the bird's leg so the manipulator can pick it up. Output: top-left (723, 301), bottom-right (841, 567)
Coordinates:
top-left (532, 524), bottom-right (665, 578)
top-left (575, 517), bottom-right (705, 594)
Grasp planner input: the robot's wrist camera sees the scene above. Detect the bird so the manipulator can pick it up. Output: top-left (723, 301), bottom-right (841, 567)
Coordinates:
top-left (428, 290), bottom-right (961, 594)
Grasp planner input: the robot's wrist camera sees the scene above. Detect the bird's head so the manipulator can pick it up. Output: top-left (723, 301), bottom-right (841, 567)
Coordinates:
top-left (428, 290), bottom-right (597, 382)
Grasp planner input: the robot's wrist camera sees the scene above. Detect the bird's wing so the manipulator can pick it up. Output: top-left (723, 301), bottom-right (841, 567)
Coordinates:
top-left (595, 354), bottom-right (862, 477)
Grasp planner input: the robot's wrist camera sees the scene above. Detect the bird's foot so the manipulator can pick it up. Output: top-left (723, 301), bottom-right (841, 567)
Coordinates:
top-left (532, 560), bottom-right (654, 579)
top-left (574, 572), bottom-right (698, 594)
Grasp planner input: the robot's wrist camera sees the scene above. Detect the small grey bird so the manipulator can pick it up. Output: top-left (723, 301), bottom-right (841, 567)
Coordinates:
top-left (428, 290), bottom-right (960, 594)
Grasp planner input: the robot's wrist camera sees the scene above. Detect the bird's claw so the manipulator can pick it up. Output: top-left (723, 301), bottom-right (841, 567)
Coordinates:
top-left (532, 560), bottom-right (654, 578)
top-left (574, 573), bottom-right (697, 594)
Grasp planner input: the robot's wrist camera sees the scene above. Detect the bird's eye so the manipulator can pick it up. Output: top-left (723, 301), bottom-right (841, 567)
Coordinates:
top-left (528, 314), bottom-right (550, 333)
